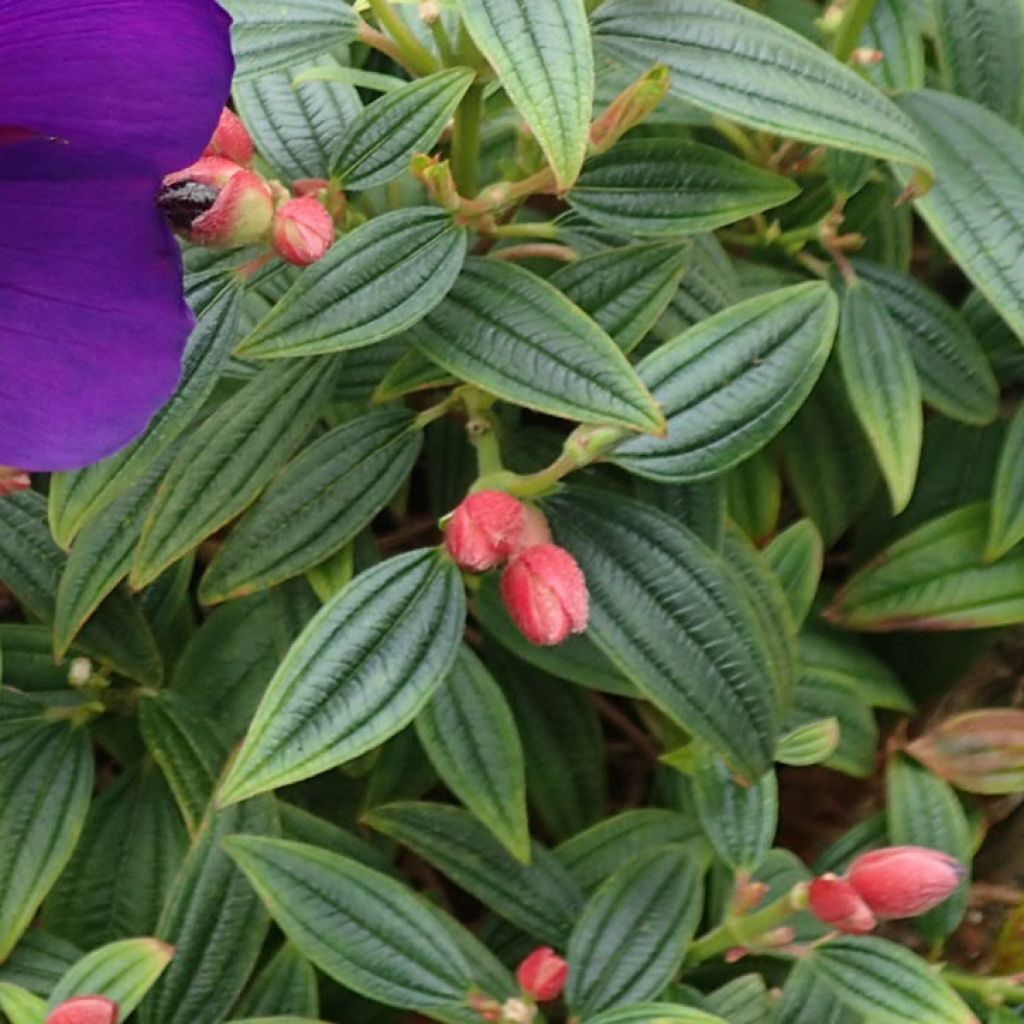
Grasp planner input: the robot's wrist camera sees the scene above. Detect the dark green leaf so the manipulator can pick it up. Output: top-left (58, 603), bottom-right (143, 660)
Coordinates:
top-left (48, 939), bottom-right (173, 1015)
top-left (986, 404), bottom-right (1024, 560)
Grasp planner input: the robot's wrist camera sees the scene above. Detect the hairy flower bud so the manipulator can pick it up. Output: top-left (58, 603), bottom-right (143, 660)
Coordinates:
top-left (202, 108), bottom-right (255, 166)
top-left (158, 157), bottom-right (273, 247)
top-left (847, 845), bottom-right (965, 919)
top-left (446, 491), bottom-right (526, 571)
top-left (516, 947), bottom-right (569, 1002)
top-left (46, 996), bottom-right (119, 1024)
top-left (501, 544), bottom-right (588, 646)
top-left (808, 874), bottom-right (877, 934)
top-left (271, 196), bottom-right (336, 266)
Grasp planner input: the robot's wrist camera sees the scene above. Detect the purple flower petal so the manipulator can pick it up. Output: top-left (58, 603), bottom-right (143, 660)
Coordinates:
top-left (0, 139), bottom-right (192, 471)
top-left (0, 0), bottom-right (233, 174)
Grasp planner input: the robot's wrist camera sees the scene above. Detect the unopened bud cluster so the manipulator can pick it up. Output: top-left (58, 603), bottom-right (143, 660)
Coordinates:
top-left (469, 948), bottom-right (568, 1024)
top-left (808, 845), bottom-right (964, 934)
top-left (445, 492), bottom-right (589, 646)
top-left (158, 107), bottom-right (337, 266)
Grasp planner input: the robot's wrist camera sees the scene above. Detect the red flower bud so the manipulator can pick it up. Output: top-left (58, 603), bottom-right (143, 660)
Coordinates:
top-left (848, 845), bottom-right (965, 919)
top-left (202, 108), bottom-right (255, 166)
top-left (516, 947), bottom-right (569, 1002)
top-left (271, 196), bottom-right (336, 266)
top-left (808, 875), bottom-right (876, 934)
top-left (0, 466), bottom-right (30, 497)
top-left (501, 544), bottom-right (589, 646)
top-left (159, 157), bottom-right (274, 248)
top-left (446, 491), bottom-right (526, 571)
top-left (46, 996), bottom-right (119, 1024)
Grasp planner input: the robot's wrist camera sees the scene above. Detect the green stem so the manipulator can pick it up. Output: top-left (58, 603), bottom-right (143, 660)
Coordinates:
top-left (428, 16), bottom-right (457, 65)
top-left (490, 222), bottom-right (561, 240)
top-left (832, 0), bottom-right (880, 62)
top-left (461, 387), bottom-right (504, 476)
top-left (686, 883), bottom-right (809, 965)
top-left (451, 84), bottom-right (484, 196)
top-left (368, 0), bottom-right (439, 76)
top-left (944, 970), bottom-right (1024, 1006)
top-left (711, 117), bottom-right (765, 163)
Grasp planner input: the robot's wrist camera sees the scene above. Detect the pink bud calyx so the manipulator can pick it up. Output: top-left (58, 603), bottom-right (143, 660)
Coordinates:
top-left (202, 108), bottom-right (255, 166)
top-left (271, 196), bottom-right (336, 266)
top-left (516, 947), bottom-right (569, 1002)
top-left (446, 491), bottom-right (526, 572)
top-left (808, 874), bottom-right (877, 934)
top-left (501, 544), bottom-right (589, 646)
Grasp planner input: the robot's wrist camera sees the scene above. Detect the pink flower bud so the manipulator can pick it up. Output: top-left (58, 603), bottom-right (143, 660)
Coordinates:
top-left (46, 996), bottom-right (119, 1024)
top-left (516, 947), bottom-right (569, 1002)
top-left (446, 491), bottom-right (526, 571)
top-left (158, 157), bottom-right (274, 248)
top-left (271, 196), bottom-right (336, 266)
top-left (293, 178), bottom-right (346, 221)
top-left (808, 875), bottom-right (877, 934)
top-left (847, 845), bottom-right (965, 919)
top-left (516, 504), bottom-right (553, 552)
top-left (202, 108), bottom-right (255, 166)
top-left (501, 544), bottom-right (588, 646)
top-left (0, 466), bottom-right (30, 497)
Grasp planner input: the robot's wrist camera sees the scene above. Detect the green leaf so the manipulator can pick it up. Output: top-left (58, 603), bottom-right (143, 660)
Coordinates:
top-left (829, 503), bottom-right (1024, 630)
top-left (592, 0), bottom-right (931, 174)
top-left (611, 282), bottom-right (838, 482)
top-left (555, 810), bottom-right (705, 893)
top-left (200, 409), bottom-right (421, 601)
top-left (763, 519), bottom-right (823, 627)
top-left (363, 801), bottom-right (584, 946)
top-left (860, 0), bottom-right (924, 92)
top-left (415, 646), bottom-right (529, 862)
top-left (461, 0), bottom-right (593, 189)
top-left (0, 722), bottom-right (93, 959)
top-left (223, 835), bottom-right (484, 1011)
top-left (776, 718), bottom-right (841, 768)
top-left (896, 90), bottom-right (1024, 343)
top-left (219, 550), bottom-right (464, 805)
top-left (726, 452), bottom-right (781, 545)
top-left (544, 489), bottom-right (780, 777)
top-left (799, 631), bottom-right (913, 713)
top-left (806, 936), bottom-right (975, 1024)
top-left (49, 281), bottom-right (242, 547)
top-left (569, 140), bottom-right (797, 237)
top-left (475, 573), bottom-right (637, 697)
top-left (278, 802), bottom-right (394, 877)
top-left (412, 259), bottom-right (664, 433)
top-left (48, 939), bottom-right (173, 1015)
top-left (45, 763), bottom-right (188, 947)
top-left (0, 931), bottom-right (81, 996)
top-left (140, 692), bottom-right (230, 834)
top-left (131, 357), bottom-right (340, 588)
top-left (853, 259), bottom-right (997, 427)
top-left (932, 0), bottom-right (1024, 123)
top-left (775, 959), bottom-right (857, 1024)
top-left (0, 984), bottom-right (45, 1024)
top-left (373, 347), bottom-right (456, 402)
top-left (237, 210), bottom-right (467, 359)
top-left (838, 280), bottom-right (922, 513)
top-left (584, 1005), bottom-right (727, 1024)
top-left (987, 405), bottom-right (1024, 560)
top-left (549, 243), bottom-right (691, 354)
top-left (234, 56), bottom-right (362, 182)
top-left (0, 625), bottom-right (70, 691)
top-left (565, 847), bottom-right (703, 1014)
top-left (0, 491), bottom-right (162, 685)
top-left (223, 0), bottom-right (358, 81)
top-left (656, 234), bottom-right (739, 334)
top-left (331, 68), bottom-right (475, 188)
top-left (886, 754), bottom-right (972, 940)
top-left (234, 943), bottom-right (319, 1020)
top-left (141, 797), bottom-right (277, 1024)
top-left (692, 749), bottom-right (777, 871)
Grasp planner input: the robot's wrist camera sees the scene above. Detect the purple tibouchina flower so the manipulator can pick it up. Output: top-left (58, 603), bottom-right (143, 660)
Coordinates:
top-left (0, 0), bottom-right (234, 471)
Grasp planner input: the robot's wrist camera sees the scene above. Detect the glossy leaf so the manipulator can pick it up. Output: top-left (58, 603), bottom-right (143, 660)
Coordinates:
top-left (763, 519), bottom-right (823, 627)
top-left (0, 722), bottom-right (93, 959)
top-left (131, 358), bottom-right (340, 588)
top-left (776, 718), bottom-right (841, 768)
top-left (838, 280), bottom-right (922, 513)
top-left (829, 503), bottom-right (1024, 630)
top-left (550, 243), bottom-right (691, 354)
top-left (592, 0), bottom-right (931, 173)
top-left (806, 936), bottom-right (975, 1024)
top-left (364, 801), bottom-right (584, 946)
top-left (585, 1006), bottom-right (726, 1024)
top-left (234, 943), bottom-right (319, 1021)
top-left (897, 90), bottom-right (1024, 343)
top-left (565, 847), bottom-right (703, 1014)
top-left (545, 489), bottom-right (780, 777)
top-left (461, 0), bottom-right (593, 189)
top-left (0, 984), bottom-right (45, 1024)
top-left (569, 140), bottom-right (797, 236)
top-left (611, 283), bottom-right (838, 482)
top-left (415, 646), bottom-right (529, 862)
top-left (47, 939), bottom-right (173, 1015)
top-left (200, 409), bottom-right (422, 601)
top-left (219, 550), bottom-right (464, 805)
top-left (331, 68), bottom-right (474, 189)
top-left (237, 209), bottom-right (467, 359)
top-left (412, 259), bottom-right (664, 433)
top-left (223, 835), bottom-right (488, 1010)
top-left (225, 0), bottom-right (359, 81)
top-left (986, 405), bottom-right (1024, 560)
top-left (860, 0), bottom-right (924, 92)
